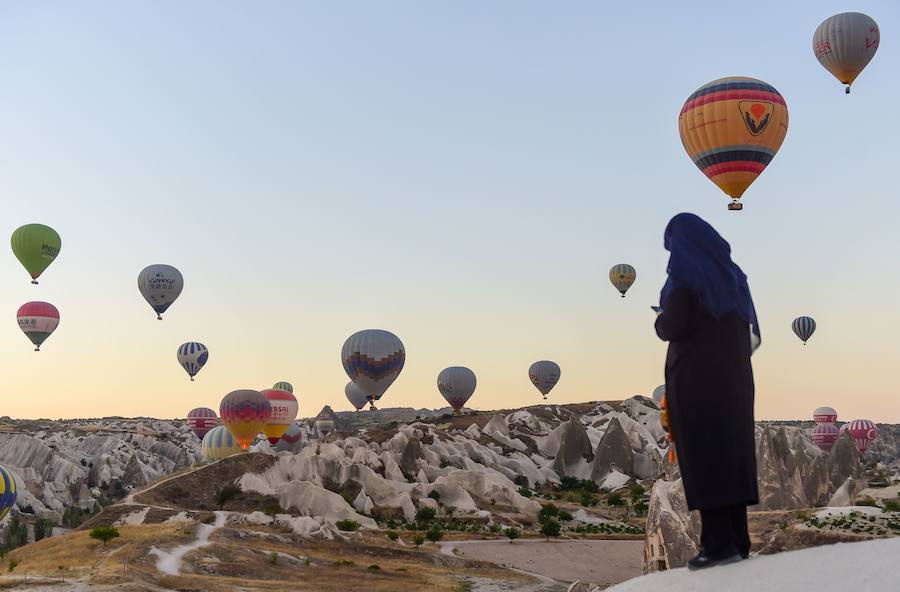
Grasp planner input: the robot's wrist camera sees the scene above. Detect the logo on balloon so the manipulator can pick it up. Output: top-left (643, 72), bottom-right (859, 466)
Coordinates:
top-left (739, 101), bottom-right (773, 136)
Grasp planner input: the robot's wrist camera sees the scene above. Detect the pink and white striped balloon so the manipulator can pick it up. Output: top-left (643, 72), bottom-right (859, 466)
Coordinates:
top-left (845, 419), bottom-right (878, 453)
top-left (811, 422), bottom-right (840, 452)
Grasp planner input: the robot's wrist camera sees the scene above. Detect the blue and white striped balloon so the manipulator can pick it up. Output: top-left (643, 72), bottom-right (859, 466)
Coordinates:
top-left (177, 342), bottom-right (209, 381)
top-left (792, 317), bottom-right (816, 345)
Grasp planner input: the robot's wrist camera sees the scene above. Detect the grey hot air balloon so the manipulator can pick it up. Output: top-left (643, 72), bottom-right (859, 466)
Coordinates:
top-left (813, 12), bottom-right (880, 93)
top-left (138, 264), bottom-right (183, 319)
top-left (345, 382), bottom-right (369, 411)
top-left (341, 329), bottom-right (405, 410)
top-left (792, 316), bottom-right (816, 345)
top-left (529, 361), bottom-right (560, 400)
top-left (437, 366), bottom-right (476, 412)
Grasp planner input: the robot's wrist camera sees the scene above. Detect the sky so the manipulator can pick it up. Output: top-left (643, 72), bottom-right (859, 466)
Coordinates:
top-left (0, 1), bottom-right (897, 422)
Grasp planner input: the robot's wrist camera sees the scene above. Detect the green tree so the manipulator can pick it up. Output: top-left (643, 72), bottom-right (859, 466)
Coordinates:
top-left (540, 518), bottom-right (561, 540)
top-left (335, 520), bottom-right (360, 532)
top-left (415, 507), bottom-right (436, 522)
top-left (216, 485), bottom-right (241, 508)
top-left (425, 525), bottom-right (444, 544)
top-left (607, 493), bottom-right (625, 507)
top-left (504, 527), bottom-right (520, 542)
top-left (629, 483), bottom-right (646, 503)
top-left (538, 503), bottom-right (560, 523)
top-left (413, 534), bottom-right (425, 548)
top-left (89, 525), bottom-right (120, 546)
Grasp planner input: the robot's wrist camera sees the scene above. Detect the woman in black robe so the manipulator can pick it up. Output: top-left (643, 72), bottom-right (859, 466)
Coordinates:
top-left (654, 213), bottom-right (760, 570)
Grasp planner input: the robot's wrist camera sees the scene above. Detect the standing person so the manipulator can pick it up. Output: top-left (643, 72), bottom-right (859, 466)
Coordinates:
top-left (654, 213), bottom-right (760, 570)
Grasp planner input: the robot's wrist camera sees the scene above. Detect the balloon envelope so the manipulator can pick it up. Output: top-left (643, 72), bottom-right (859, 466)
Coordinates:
top-left (679, 76), bottom-right (788, 210)
top-left (0, 465), bottom-right (16, 520)
top-left (345, 382), bottom-right (369, 411)
top-left (274, 422), bottom-right (304, 453)
top-left (220, 389), bottom-right (270, 450)
top-left (261, 389), bottom-right (299, 445)
top-left (792, 316), bottom-right (816, 344)
top-left (846, 419), bottom-right (878, 453)
top-left (811, 422), bottom-right (841, 452)
top-left (138, 264), bottom-right (184, 319)
top-left (177, 342), bottom-right (209, 380)
top-left (17, 301), bottom-right (59, 351)
top-left (813, 406), bottom-right (837, 424)
top-left (273, 381), bottom-right (293, 393)
top-left (529, 361), bottom-right (561, 398)
top-left (341, 329), bottom-right (405, 404)
top-left (11, 224), bottom-right (61, 284)
top-left (609, 264), bottom-right (636, 297)
top-left (202, 425), bottom-right (243, 461)
top-left (813, 12), bottom-right (879, 92)
top-left (187, 407), bottom-right (218, 440)
top-left (652, 384), bottom-right (666, 406)
top-left (437, 366), bottom-right (476, 411)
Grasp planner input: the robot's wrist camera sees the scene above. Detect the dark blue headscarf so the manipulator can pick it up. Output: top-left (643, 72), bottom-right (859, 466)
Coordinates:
top-left (660, 213), bottom-right (760, 341)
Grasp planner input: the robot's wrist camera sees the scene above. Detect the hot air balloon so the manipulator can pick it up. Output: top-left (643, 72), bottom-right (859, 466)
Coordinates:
top-left (17, 302), bottom-right (59, 351)
top-left (274, 422), bottom-right (304, 453)
top-left (609, 264), bottom-right (636, 298)
top-left (846, 419), bottom-right (878, 453)
top-left (177, 342), bottom-right (209, 381)
top-left (813, 12), bottom-right (880, 94)
top-left (341, 329), bottom-right (405, 410)
top-left (345, 382), bottom-right (369, 411)
top-left (138, 264), bottom-right (183, 320)
top-left (261, 388), bottom-right (299, 445)
top-left (315, 406), bottom-right (337, 437)
top-left (0, 465), bottom-right (16, 520)
top-left (813, 406), bottom-right (837, 424)
top-left (201, 425), bottom-right (243, 461)
top-left (679, 77), bottom-right (789, 211)
top-left (11, 224), bottom-right (61, 285)
top-left (186, 407), bottom-right (218, 440)
top-left (652, 384), bottom-right (666, 407)
top-left (811, 422), bottom-right (841, 452)
top-left (437, 366), bottom-right (477, 412)
top-left (273, 381), bottom-right (293, 393)
top-left (220, 389), bottom-right (270, 450)
top-left (529, 361), bottom-right (560, 400)
top-left (792, 316), bottom-right (816, 345)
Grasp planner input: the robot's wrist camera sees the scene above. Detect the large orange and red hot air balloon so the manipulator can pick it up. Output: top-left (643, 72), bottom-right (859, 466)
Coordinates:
top-left (679, 76), bottom-right (789, 211)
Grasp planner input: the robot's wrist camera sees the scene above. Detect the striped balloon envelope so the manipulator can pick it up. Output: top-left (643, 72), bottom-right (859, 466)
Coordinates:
top-left (846, 419), bottom-right (878, 453)
top-left (814, 12), bottom-right (879, 93)
top-left (186, 407), bottom-right (218, 440)
top-left (813, 406), bottom-right (837, 424)
top-left (529, 360), bottom-right (561, 399)
top-left (792, 316), bottom-right (816, 344)
top-left (0, 465), bottom-right (16, 520)
top-left (811, 422), bottom-right (841, 452)
top-left (679, 76), bottom-right (789, 210)
top-left (201, 425), bottom-right (243, 461)
top-left (177, 342), bottom-right (209, 381)
top-left (275, 422), bottom-right (304, 453)
top-left (437, 366), bottom-right (477, 412)
top-left (341, 329), bottom-right (405, 408)
top-left (272, 381), bottom-right (293, 393)
top-left (17, 301), bottom-right (59, 351)
top-left (609, 264), bottom-right (636, 298)
top-left (260, 388), bottom-right (299, 445)
top-left (220, 389), bottom-right (270, 450)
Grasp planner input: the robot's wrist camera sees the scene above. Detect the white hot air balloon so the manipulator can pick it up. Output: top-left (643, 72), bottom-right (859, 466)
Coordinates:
top-left (341, 329), bottom-right (405, 410)
top-left (529, 361), bottom-right (560, 400)
top-left (345, 382), bottom-right (369, 411)
top-left (813, 12), bottom-right (880, 94)
top-left (177, 342), bottom-right (208, 381)
top-left (138, 264), bottom-right (184, 319)
top-left (437, 366), bottom-right (476, 412)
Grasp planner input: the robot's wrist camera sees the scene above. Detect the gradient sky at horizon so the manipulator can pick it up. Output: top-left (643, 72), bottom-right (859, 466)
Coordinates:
top-left (0, 1), bottom-right (898, 422)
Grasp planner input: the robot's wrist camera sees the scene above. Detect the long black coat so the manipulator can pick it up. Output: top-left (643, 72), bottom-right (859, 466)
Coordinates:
top-left (655, 286), bottom-right (758, 511)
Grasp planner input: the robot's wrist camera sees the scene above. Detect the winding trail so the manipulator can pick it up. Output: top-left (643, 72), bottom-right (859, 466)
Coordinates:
top-left (150, 511), bottom-right (228, 575)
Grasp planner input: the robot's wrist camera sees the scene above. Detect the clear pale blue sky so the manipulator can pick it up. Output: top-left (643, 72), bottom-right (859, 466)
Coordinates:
top-left (0, 1), bottom-right (897, 422)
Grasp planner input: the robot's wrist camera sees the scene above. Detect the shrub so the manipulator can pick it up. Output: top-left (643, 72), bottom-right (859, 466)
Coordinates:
top-left (263, 501), bottom-right (284, 516)
top-left (558, 509), bottom-right (573, 522)
top-left (607, 493), bottom-right (625, 507)
top-left (367, 564), bottom-right (381, 571)
top-left (518, 487), bottom-right (533, 498)
top-left (514, 475), bottom-right (529, 488)
top-left (540, 518), bottom-right (561, 540)
top-left (89, 525), bottom-right (120, 546)
top-left (425, 525), bottom-right (444, 544)
top-left (489, 523), bottom-right (502, 533)
top-left (387, 530), bottom-right (399, 541)
top-left (633, 499), bottom-right (649, 517)
top-left (216, 485), bottom-right (241, 508)
top-left (413, 535), bottom-right (425, 548)
top-left (270, 552), bottom-right (278, 565)
top-left (334, 559), bottom-right (354, 566)
top-left (416, 507), bottom-right (436, 522)
top-left (504, 527), bottom-right (520, 542)
top-left (335, 519), bottom-right (360, 532)
top-left (559, 476), bottom-right (580, 490)
top-left (857, 497), bottom-right (878, 507)
top-left (580, 479), bottom-right (599, 493)
top-left (538, 503), bottom-right (560, 523)
top-left (629, 483), bottom-right (646, 501)
top-left (7, 558), bottom-right (17, 573)
top-left (580, 492), bottom-right (597, 507)
top-left (428, 490), bottom-right (441, 501)
top-left (883, 500), bottom-right (900, 513)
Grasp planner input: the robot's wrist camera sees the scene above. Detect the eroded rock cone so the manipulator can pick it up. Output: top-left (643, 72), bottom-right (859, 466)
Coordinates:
top-left (551, 417), bottom-right (594, 477)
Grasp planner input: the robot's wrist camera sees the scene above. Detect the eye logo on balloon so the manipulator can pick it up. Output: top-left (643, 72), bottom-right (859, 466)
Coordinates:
top-left (740, 102), bottom-right (773, 136)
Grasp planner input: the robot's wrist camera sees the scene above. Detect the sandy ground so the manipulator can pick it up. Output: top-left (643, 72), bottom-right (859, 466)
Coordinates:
top-left (444, 539), bottom-right (643, 587)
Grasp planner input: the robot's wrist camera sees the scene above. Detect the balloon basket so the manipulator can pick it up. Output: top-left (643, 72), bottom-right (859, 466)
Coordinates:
top-left (157, 315), bottom-right (163, 320)
top-left (845, 86), bottom-right (851, 94)
top-left (31, 280), bottom-right (38, 285)
top-left (728, 200), bottom-right (743, 211)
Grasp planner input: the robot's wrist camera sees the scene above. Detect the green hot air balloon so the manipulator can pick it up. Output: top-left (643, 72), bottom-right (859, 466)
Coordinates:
top-left (11, 224), bottom-right (61, 284)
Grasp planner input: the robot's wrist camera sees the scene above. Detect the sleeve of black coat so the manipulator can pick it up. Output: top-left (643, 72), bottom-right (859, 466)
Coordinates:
top-left (655, 287), bottom-right (693, 342)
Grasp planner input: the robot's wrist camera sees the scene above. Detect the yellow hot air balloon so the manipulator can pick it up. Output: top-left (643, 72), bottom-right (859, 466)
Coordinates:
top-left (609, 264), bottom-right (636, 298)
top-left (679, 77), bottom-right (789, 210)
